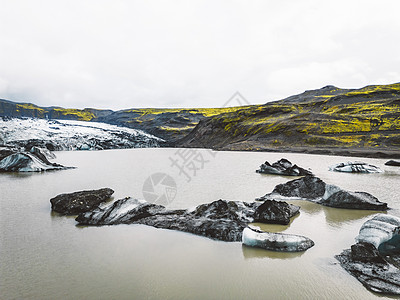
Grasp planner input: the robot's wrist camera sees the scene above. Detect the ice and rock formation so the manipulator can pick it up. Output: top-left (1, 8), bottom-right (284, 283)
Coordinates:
top-left (257, 176), bottom-right (387, 210)
top-left (256, 158), bottom-right (313, 176)
top-left (336, 214), bottom-right (400, 295)
top-left (329, 161), bottom-right (382, 173)
top-left (0, 146), bottom-right (70, 172)
top-left (242, 225), bottom-right (314, 252)
top-left (74, 198), bottom-right (300, 242)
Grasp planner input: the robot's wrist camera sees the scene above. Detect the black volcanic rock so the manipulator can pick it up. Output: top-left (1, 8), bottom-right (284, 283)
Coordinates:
top-left (385, 160), bottom-right (400, 166)
top-left (257, 176), bottom-right (388, 210)
top-left (270, 176), bottom-right (326, 199)
top-left (336, 250), bottom-right (400, 295)
top-left (350, 242), bottom-right (387, 264)
top-left (76, 198), bottom-right (300, 242)
top-left (256, 158), bottom-right (313, 176)
top-left (51, 188), bottom-right (114, 215)
top-left (254, 200), bottom-right (300, 225)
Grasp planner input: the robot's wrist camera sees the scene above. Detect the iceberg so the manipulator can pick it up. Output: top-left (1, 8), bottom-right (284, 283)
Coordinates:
top-left (329, 161), bottom-right (382, 173)
top-left (0, 151), bottom-right (68, 172)
top-left (356, 214), bottom-right (400, 248)
top-left (256, 158), bottom-right (313, 176)
top-left (242, 225), bottom-right (314, 252)
top-left (257, 176), bottom-right (388, 210)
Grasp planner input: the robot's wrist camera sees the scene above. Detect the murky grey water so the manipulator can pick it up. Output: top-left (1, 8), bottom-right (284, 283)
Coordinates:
top-left (1, 148), bottom-right (399, 299)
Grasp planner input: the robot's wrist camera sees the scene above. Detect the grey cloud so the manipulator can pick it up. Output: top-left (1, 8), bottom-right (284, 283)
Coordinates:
top-left (0, 0), bottom-right (399, 110)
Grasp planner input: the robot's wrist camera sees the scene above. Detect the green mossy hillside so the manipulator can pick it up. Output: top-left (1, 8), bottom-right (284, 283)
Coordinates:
top-left (178, 83), bottom-right (400, 151)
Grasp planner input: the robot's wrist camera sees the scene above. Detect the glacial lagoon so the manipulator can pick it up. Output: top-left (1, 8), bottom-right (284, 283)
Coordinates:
top-left (1, 148), bottom-right (399, 299)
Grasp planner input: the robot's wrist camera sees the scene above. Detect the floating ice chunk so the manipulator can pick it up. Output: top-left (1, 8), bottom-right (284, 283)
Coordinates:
top-left (256, 158), bottom-right (313, 176)
top-left (329, 161), bottom-right (382, 173)
top-left (0, 152), bottom-right (65, 172)
top-left (242, 226), bottom-right (314, 252)
top-left (356, 214), bottom-right (400, 248)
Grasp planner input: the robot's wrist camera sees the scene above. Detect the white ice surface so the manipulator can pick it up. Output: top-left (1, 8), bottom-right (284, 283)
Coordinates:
top-left (356, 214), bottom-right (400, 248)
top-left (0, 118), bottom-right (163, 150)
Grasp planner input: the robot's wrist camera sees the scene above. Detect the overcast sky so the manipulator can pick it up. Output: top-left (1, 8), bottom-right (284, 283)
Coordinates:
top-left (0, 0), bottom-right (399, 110)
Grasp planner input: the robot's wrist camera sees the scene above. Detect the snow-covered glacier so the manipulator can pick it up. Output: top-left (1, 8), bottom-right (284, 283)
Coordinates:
top-left (0, 117), bottom-right (164, 150)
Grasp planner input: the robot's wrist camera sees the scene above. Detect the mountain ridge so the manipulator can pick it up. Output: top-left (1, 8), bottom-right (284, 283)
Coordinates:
top-left (1, 82), bottom-right (400, 157)
top-left (176, 83), bottom-right (400, 157)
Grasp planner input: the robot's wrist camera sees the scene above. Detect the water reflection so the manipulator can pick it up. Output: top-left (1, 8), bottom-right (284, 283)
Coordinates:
top-left (241, 244), bottom-right (305, 260)
top-left (278, 199), bottom-right (382, 228)
top-left (250, 219), bottom-right (293, 233)
top-left (289, 200), bottom-right (322, 215)
top-left (0, 171), bottom-right (36, 179)
top-left (322, 207), bottom-right (381, 228)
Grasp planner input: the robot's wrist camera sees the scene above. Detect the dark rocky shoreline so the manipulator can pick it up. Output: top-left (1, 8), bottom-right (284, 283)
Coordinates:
top-left (205, 146), bottom-right (400, 160)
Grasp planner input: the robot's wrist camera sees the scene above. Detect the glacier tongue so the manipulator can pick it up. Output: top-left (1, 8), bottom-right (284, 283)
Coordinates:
top-left (0, 117), bottom-right (164, 150)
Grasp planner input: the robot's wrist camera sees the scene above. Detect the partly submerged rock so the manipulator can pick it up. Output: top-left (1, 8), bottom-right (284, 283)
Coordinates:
top-left (336, 249), bottom-right (400, 295)
top-left (257, 176), bottom-right (387, 210)
top-left (350, 242), bottom-right (387, 264)
top-left (76, 198), bottom-right (300, 242)
top-left (242, 225), bottom-right (314, 252)
top-left (253, 200), bottom-right (300, 225)
top-left (329, 161), bottom-right (382, 173)
top-left (336, 214), bottom-right (400, 295)
top-left (256, 158), bottom-right (313, 176)
top-left (50, 188), bottom-right (114, 215)
top-left (385, 160), bottom-right (400, 167)
top-left (265, 175), bottom-right (326, 199)
top-left (319, 190), bottom-right (387, 210)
